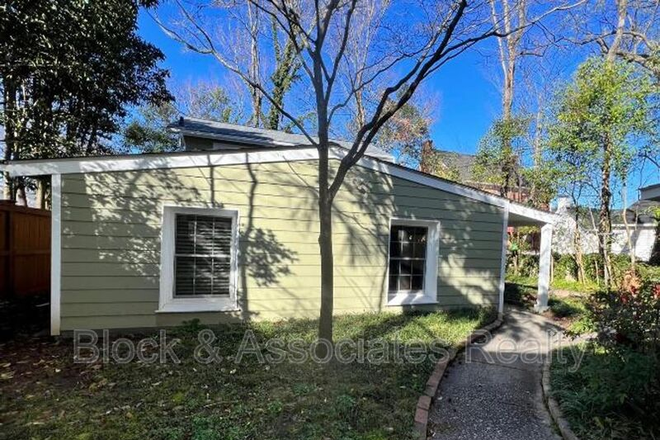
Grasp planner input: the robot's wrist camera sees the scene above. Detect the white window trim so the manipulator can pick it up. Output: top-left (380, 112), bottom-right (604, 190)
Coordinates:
top-left (386, 218), bottom-right (440, 306)
top-left (158, 205), bottom-right (240, 313)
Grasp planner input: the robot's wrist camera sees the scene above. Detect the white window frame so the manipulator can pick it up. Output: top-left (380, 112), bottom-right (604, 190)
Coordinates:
top-left (158, 205), bottom-right (239, 313)
top-left (386, 218), bottom-right (440, 306)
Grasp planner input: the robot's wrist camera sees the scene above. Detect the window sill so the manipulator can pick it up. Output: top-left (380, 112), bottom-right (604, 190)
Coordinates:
top-left (156, 299), bottom-right (239, 313)
top-left (387, 292), bottom-right (438, 306)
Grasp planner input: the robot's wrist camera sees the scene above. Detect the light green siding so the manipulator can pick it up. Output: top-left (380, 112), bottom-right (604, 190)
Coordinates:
top-left (59, 160), bottom-right (504, 330)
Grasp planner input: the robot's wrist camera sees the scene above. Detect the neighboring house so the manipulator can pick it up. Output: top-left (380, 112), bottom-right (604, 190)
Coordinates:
top-left (421, 142), bottom-right (531, 204)
top-left (1, 118), bottom-right (555, 335)
top-left (553, 195), bottom-right (659, 262)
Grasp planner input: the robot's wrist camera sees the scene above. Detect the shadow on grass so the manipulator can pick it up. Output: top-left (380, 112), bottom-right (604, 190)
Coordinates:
top-left (504, 281), bottom-right (537, 308)
top-left (0, 308), bottom-right (496, 440)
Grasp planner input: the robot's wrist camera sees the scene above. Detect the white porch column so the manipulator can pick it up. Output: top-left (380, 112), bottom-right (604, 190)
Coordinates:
top-left (536, 223), bottom-right (553, 312)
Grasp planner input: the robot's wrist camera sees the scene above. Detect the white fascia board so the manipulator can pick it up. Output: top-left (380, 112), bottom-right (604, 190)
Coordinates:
top-left (509, 202), bottom-right (557, 225)
top-left (4, 149), bottom-right (320, 177)
top-left (3, 147), bottom-right (565, 214)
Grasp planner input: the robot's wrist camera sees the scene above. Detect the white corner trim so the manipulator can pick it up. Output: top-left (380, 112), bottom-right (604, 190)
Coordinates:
top-left (158, 205), bottom-right (240, 313)
top-left (385, 217), bottom-right (441, 306)
top-left (51, 174), bottom-right (62, 336)
top-left (498, 202), bottom-right (510, 315)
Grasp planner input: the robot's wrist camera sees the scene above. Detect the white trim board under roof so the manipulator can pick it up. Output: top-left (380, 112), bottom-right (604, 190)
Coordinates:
top-left (0, 147), bottom-right (556, 224)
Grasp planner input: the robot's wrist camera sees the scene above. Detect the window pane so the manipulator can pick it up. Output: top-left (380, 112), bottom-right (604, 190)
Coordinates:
top-left (400, 241), bottom-right (412, 258)
top-left (400, 276), bottom-right (411, 290)
top-left (390, 242), bottom-right (401, 258)
top-left (413, 242), bottom-right (426, 259)
top-left (212, 257), bottom-right (231, 295)
top-left (391, 226), bottom-right (402, 243)
top-left (389, 275), bottom-right (398, 292)
top-left (411, 275), bottom-right (424, 291)
top-left (412, 260), bottom-right (425, 275)
top-left (175, 215), bottom-right (196, 254)
top-left (194, 257), bottom-right (214, 295)
top-left (388, 224), bottom-right (429, 294)
top-left (174, 256), bottom-right (195, 296)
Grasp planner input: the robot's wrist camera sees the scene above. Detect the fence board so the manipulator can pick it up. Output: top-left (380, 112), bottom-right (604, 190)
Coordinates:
top-left (0, 201), bottom-right (51, 297)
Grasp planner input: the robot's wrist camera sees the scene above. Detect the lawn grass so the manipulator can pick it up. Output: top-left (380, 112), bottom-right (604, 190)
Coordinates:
top-left (505, 275), bottom-right (593, 333)
top-left (551, 344), bottom-right (660, 439)
top-left (0, 308), bottom-right (495, 440)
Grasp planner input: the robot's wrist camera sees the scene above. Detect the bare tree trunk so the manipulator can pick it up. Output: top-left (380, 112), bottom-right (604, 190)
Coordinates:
top-left (592, 0), bottom-right (628, 287)
top-left (599, 137), bottom-right (613, 287)
top-left (247, 4), bottom-right (262, 127)
top-left (606, 0), bottom-right (629, 62)
top-left (3, 78), bottom-right (16, 201)
top-left (317, 146), bottom-right (334, 349)
top-left (16, 179), bottom-right (27, 207)
top-left (36, 178), bottom-right (47, 210)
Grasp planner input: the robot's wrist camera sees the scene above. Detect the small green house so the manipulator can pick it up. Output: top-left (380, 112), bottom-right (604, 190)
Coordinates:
top-left (2, 118), bottom-right (556, 335)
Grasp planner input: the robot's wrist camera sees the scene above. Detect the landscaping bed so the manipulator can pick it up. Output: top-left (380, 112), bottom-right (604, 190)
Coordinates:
top-left (550, 344), bottom-right (660, 440)
top-left (547, 276), bottom-right (660, 440)
top-left (0, 308), bottom-right (495, 440)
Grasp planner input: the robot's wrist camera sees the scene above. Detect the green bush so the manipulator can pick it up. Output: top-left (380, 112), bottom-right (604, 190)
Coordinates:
top-left (508, 251), bottom-right (660, 291)
top-left (552, 345), bottom-right (660, 439)
top-left (554, 254), bottom-right (578, 282)
top-left (589, 280), bottom-right (660, 352)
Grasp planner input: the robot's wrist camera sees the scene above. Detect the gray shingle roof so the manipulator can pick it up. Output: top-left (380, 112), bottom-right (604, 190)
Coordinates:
top-left (168, 117), bottom-right (393, 161)
top-left (433, 150), bottom-right (479, 182)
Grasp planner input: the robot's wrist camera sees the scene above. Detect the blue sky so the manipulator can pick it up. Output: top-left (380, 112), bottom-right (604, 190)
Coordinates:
top-left (137, 11), bottom-right (499, 156)
top-left (136, 10), bottom-right (658, 206)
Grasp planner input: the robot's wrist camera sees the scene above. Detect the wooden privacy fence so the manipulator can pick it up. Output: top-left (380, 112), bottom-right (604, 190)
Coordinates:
top-left (0, 201), bottom-right (51, 298)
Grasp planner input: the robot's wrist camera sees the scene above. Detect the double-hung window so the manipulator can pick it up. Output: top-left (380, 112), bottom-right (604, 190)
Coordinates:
top-left (159, 206), bottom-right (238, 313)
top-left (387, 219), bottom-right (439, 305)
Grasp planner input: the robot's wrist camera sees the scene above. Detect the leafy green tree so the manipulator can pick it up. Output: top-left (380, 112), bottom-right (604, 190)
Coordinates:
top-left (473, 116), bottom-right (529, 198)
top-left (123, 81), bottom-right (244, 153)
top-left (0, 0), bottom-right (171, 203)
top-left (549, 57), bottom-right (657, 285)
top-left (375, 98), bottom-right (432, 168)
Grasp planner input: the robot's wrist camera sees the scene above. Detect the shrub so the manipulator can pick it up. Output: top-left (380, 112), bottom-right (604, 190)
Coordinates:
top-left (589, 279), bottom-right (660, 353)
top-left (552, 345), bottom-right (660, 439)
top-left (554, 254), bottom-right (578, 282)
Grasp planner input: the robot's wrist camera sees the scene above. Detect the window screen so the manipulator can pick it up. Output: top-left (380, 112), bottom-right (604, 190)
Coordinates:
top-left (174, 214), bottom-right (232, 297)
top-left (388, 225), bottom-right (427, 292)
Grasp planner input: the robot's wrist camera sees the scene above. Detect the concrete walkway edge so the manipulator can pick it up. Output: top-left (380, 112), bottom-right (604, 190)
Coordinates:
top-left (542, 357), bottom-right (581, 440)
top-left (414, 315), bottom-right (504, 440)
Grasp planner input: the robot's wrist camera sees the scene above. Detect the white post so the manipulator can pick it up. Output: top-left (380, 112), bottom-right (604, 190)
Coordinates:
top-left (536, 223), bottom-right (553, 312)
top-left (51, 174), bottom-right (62, 335)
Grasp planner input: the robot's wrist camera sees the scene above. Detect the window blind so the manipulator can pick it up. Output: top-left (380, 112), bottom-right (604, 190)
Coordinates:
top-left (174, 214), bottom-right (232, 297)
